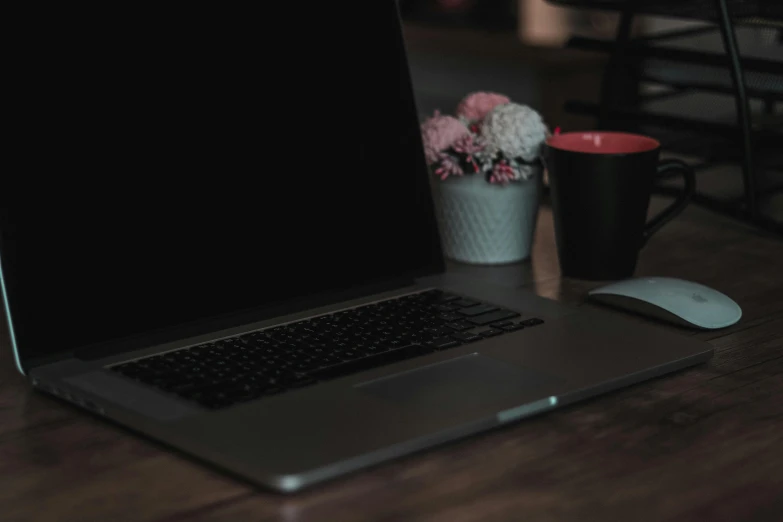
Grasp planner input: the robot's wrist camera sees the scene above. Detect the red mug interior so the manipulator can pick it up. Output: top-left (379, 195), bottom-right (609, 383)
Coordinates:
top-left (547, 131), bottom-right (659, 155)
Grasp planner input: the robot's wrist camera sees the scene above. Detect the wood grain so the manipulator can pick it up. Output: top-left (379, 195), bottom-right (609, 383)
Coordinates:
top-left (1, 199), bottom-right (781, 522)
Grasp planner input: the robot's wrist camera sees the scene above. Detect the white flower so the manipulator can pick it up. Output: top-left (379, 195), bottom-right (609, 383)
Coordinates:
top-left (481, 103), bottom-right (548, 162)
top-left (507, 157), bottom-right (538, 181)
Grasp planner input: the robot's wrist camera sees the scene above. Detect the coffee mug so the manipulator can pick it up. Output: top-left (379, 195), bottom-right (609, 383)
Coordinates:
top-left (544, 131), bottom-right (695, 280)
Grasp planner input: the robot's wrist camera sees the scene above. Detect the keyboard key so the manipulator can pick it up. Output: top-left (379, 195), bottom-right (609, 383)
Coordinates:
top-left (453, 299), bottom-right (479, 308)
top-left (479, 328), bottom-right (503, 337)
top-left (445, 321), bottom-right (475, 331)
top-left (490, 321), bottom-right (513, 328)
top-left (361, 343), bottom-right (386, 354)
top-left (449, 331), bottom-right (483, 343)
top-left (467, 310), bottom-right (520, 326)
top-left (340, 349), bottom-right (363, 361)
top-left (434, 304), bottom-right (459, 312)
top-left (318, 355), bottom-right (343, 366)
top-left (292, 361), bottom-right (320, 373)
top-left (422, 326), bottom-right (449, 338)
top-left (405, 333), bottom-right (430, 345)
top-left (501, 323), bottom-right (525, 332)
top-left (457, 304), bottom-right (499, 317)
top-left (520, 318), bottom-right (545, 327)
top-left (387, 338), bottom-right (409, 348)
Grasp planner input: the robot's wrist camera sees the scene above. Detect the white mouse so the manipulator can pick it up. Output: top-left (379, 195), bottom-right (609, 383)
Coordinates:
top-left (588, 276), bottom-right (742, 330)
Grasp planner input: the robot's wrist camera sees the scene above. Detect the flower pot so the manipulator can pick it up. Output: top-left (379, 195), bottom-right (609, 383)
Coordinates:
top-left (431, 169), bottom-right (541, 264)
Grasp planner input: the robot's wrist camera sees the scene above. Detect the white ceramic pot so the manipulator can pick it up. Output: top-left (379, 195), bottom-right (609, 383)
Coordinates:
top-left (431, 169), bottom-right (540, 264)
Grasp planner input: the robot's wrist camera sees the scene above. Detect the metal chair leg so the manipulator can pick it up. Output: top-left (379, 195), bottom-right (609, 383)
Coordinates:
top-left (714, 0), bottom-right (757, 218)
top-left (598, 7), bottom-right (636, 130)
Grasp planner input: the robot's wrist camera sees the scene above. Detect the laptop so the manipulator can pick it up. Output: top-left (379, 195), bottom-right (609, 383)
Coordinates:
top-left (1, 2), bottom-right (713, 492)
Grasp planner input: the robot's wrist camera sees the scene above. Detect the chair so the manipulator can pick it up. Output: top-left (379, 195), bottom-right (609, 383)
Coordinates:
top-left (545, 0), bottom-right (783, 236)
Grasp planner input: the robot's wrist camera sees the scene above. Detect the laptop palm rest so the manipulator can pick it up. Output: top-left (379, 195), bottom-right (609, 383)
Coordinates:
top-left (357, 353), bottom-right (559, 418)
top-left (66, 371), bottom-right (200, 421)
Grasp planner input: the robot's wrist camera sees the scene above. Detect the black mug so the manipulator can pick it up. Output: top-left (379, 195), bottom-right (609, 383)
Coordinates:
top-left (545, 131), bottom-right (695, 280)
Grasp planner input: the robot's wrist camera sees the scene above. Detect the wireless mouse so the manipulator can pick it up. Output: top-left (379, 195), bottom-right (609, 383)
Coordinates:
top-left (588, 276), bottom-right (742, 330)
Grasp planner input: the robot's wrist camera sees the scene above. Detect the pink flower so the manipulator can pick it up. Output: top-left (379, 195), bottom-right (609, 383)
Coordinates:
top-left (433, 152), bottom-right (464, 180)
top-left (420, 111), bottom-right (471, 164)
top-left (451, 134), bottom-right (485, 155)
top-left (456, 92), bottom-right (511, 123)
top-left (451, 134), bottom-right (484, 174)
top-left (488, 160), bottom-right (518, 185)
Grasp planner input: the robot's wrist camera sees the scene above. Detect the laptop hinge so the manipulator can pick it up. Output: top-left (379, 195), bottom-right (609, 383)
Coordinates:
top-left (73, 276), bottom-right (418, 362)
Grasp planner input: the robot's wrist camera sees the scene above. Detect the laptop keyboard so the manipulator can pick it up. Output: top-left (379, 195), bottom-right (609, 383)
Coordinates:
top-left (109, 289), bottom-right (544, 410)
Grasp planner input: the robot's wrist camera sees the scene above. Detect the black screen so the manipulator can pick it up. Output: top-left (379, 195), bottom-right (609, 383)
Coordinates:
top-left (2, 3), bottom-right (443, 368)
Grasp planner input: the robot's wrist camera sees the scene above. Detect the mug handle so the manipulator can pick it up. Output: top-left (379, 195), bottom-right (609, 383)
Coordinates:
top-left (640, 159), bottom-right (695, 247)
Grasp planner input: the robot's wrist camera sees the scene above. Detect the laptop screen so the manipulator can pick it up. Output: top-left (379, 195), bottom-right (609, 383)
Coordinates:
top-left (1, 3), bottom-right (443, 367)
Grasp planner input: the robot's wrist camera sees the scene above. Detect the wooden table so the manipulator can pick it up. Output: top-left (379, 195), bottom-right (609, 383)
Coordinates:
top-left (2, 200), bottom-right (782, 522)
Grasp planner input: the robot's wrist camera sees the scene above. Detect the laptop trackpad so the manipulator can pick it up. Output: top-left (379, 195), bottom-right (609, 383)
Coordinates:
top-left (357, 354), bottom-right (557, 416)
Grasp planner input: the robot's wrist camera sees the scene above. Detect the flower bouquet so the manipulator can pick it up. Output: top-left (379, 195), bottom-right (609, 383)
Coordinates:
top-left (422, 92), bottom-right (548, 264)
